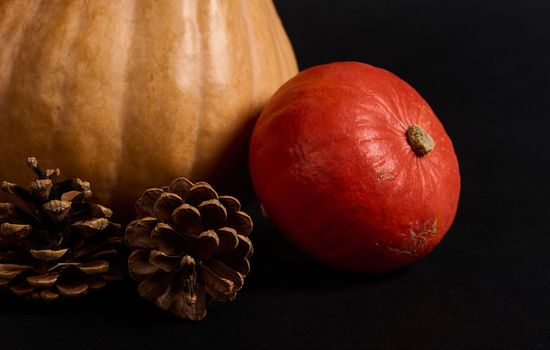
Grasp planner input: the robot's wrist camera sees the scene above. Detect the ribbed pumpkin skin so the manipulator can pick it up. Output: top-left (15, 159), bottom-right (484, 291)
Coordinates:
top-left (0, 0), bottom-right (297, 216)
top-left (249, 62), bottom-right (460, 272)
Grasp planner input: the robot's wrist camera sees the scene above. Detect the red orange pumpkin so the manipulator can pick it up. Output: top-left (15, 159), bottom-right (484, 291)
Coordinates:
top-left (249, 62), bottom-right (460, 272)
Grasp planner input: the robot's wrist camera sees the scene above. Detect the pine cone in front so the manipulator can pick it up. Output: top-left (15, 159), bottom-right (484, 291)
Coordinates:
top-left (0, 158), bottom-right (123, 301)
top-left (126, 178), bottom-right (253, 320)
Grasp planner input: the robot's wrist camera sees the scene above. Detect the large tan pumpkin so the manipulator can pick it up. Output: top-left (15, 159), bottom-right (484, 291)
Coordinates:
top-left (0, 0), bottom-right (297, 217)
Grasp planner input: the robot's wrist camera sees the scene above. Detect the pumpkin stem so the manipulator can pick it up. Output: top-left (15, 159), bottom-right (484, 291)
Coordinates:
top-left (406, 125), bottom-right (435, 156)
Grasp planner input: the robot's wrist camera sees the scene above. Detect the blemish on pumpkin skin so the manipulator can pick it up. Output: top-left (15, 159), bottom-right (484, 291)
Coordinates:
top-left (374, 243), bottom-right (415, 256)
top-left (386, 246), bottom-right (415, 256)
top-left (380, 219), bottom-right (438, 256)
top-left (377, 170), bottom-right (395, 182)
top-left (405, 219), bottom-right (438, 254)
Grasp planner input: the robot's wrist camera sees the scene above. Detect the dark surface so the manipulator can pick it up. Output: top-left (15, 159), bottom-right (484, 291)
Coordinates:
top-left (2, 0), bottom-right (550, 349)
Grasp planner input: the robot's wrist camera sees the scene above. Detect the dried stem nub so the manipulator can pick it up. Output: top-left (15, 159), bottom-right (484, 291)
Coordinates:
top-left (406, 125), bottom-right (435, 157)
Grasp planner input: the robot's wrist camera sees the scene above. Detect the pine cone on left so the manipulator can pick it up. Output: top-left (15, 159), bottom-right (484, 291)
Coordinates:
top-left (0, 158), bottom-right (123, 301)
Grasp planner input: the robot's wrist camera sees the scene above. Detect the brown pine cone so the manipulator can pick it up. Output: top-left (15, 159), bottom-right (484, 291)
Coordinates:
top-left (0, 158), bottom-right (123, 301)
top-left (126, 178), bottom-right (253, 320)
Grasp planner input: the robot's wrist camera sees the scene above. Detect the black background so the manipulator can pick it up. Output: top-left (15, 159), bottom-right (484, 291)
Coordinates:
top-left (1, 0), bottom-right (549, 349)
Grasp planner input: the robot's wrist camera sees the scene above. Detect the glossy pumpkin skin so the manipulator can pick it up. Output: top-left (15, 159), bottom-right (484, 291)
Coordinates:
top-left (249, 62), bottom-right (460, 272)
top-left (0, 0), bottom-right (297, 217)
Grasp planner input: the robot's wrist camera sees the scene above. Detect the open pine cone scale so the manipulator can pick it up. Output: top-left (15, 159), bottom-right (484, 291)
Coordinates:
top-left (126, 178), bottom-right (253, 320)
top-left (0, 158), bottom-right (123, 301)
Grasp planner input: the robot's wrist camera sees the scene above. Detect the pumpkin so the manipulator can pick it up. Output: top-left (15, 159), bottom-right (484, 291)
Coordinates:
top-left (249, 62), bottom-right (460, 272)
top-left (0, 0), bottom-right (297, 217)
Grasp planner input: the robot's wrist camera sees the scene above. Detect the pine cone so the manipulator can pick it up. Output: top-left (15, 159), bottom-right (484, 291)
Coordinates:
top-left (0, 158), bottom-right (123, 301)
top-left (126, 178), bottom-right (253, 320)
